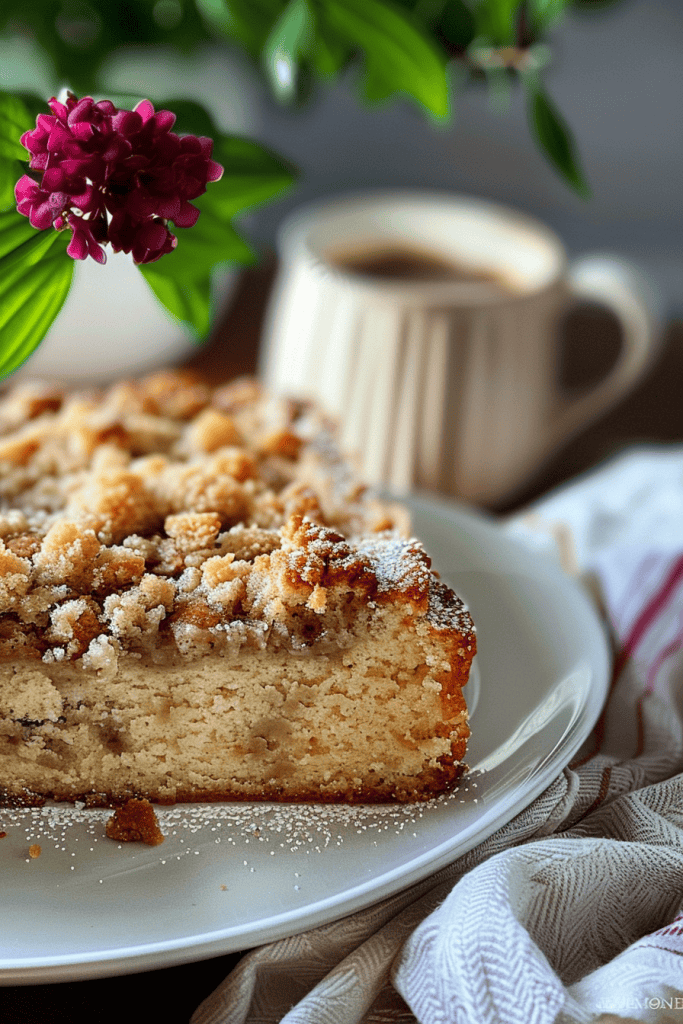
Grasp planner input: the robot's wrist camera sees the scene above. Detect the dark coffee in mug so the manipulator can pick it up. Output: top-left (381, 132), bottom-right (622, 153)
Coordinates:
top-left (329, 245), bottom-right (513, 289)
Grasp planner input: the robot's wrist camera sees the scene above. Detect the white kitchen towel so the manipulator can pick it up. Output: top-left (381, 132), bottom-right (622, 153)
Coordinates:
top-left (192, 447), bottom-right (683, 1024)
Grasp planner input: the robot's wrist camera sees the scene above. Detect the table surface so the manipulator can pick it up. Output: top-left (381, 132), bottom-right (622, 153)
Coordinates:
top-left (5, 260), bottom-right (683, 1023)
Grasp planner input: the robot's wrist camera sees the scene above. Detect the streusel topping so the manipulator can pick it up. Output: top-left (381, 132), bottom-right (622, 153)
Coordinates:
top-left (0, 371), bottom-right (472, 673)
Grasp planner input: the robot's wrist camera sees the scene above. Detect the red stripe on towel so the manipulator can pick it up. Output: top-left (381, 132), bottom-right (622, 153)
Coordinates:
top-left (573, 553), bottom-right (683, 767)
top-left (615, 552), bottom-right (683, 674)
top-left (633, 621), bottom-right (683, 756)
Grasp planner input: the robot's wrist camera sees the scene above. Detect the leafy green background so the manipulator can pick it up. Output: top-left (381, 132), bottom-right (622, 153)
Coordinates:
top-left (0, 0), bottom-right (606, 193)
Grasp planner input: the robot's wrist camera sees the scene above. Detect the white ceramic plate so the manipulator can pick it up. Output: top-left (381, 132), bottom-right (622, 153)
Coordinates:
top-left (0, 494), bottom-right (610, 984)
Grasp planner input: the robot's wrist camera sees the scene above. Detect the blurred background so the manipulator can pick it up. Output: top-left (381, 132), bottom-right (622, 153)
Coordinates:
top-left (232, 0), bottom-right (683, 317)
top-left (2, 0), bottom-right (681, 311)
top-left (1, 0), bottom-right (682, 510)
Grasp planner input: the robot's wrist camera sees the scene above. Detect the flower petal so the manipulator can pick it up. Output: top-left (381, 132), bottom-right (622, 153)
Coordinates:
top-left (70, 185), bottom-right (97, 212)
top-left (196, 137), bottom-right (214, 159)
top-left (134, 99), bottom-right (155, 124)
top-left (47, 97), bottom-right (69, 121)
top-left (47, 122), bottom-right (72, 152)
top-left (29, 201), bottom-right (54, 230)
top-left (48, 191), bottom-right (69, 213)
top-left (68, 97), bottom-right (95, 125)
top-left (66, 231), bottom-right (89, 260)
top-left (172, 201), bottom-right (200, 228)
top-left (66, 215), bottom-right (107, 263)
top-left (29, 152), bottom-right (50, 171)
top-left (68, 120), bottom-right (95, 141)
top-left (156, 196), bottom-right (181, 220)
top-left (36, 113), bottom-right (56, 134)
top-left (139, 220), bottom-right (170, 250)
top-left (179, 135), bottom-right (202, 155)
top-left (152, 109), bottom-right (176, 133)
top-left (41, 166), bottom-right (68, 191)
top-left (112, 110), bottom-right (143, 138)
top-left (207, 159), bottom-right (223, 182)
top-left (20, 128), bottom-right (43, 154)
top-left (95, 100), bottom-right (117, 116)
top-left (14, 174), bottom-right (40, 203)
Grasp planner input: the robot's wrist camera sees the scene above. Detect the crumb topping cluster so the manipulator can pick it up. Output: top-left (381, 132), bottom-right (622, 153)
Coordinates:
top-left (0, 371), bottom-right (471, 673)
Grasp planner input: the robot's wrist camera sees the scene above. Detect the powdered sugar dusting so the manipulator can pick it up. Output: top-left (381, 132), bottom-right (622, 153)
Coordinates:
top-left (0, 770), bottom-right (485, 872)
top-left (358, 532), bottom-right (475, 635)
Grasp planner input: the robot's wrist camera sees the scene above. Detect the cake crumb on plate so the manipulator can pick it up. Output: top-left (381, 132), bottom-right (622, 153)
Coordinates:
top-left (105, 799), bottom-right (165, 846)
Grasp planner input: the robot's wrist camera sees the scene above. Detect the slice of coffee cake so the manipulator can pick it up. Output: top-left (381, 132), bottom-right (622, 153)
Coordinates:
top-left (0, 372), bottom-right (475, 805)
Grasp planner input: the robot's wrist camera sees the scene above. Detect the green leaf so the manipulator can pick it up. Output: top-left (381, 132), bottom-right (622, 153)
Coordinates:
top-left (0, 91), bottom-right (33, 162)
top-left (154, 102), bottom-right (296, 215)
top-left (320, 0), bottom-right (450, 118)
top-left (139, 267), bottom-right (213, 338)
top-left (162, 98), bottom-right (218, 138)
top-left (526, 0), bottom-right (569, 34)
top-left (173, 204), bottom-right (257, 276)
top-left (138, 198), bottom-right (257, 338)
top-left (197, 0), bottom-right (284, 58)
top-left (210, 136), bottom-right (297, 217)
top-left (0, 208), bottom-right (60, 263)
top-left (12, 92), bottom-right (53, 124)
top-left (361, 65), bottom-right (396, 104)
top-left (471, 0), bottom-right (518, 45)
top-left (0, 158), bottom-right (23, 212)
top-left (263, 0), bottom-right (315, 100)
top-left (525, 78), bottom-right (590, 196)
top-left (435, 0), bottom-right (476, 49)
top-left (411, 0), bottom-right (448, 26)
top-left (2, 0), bottom-right (213, 95)
top-left (195, 0), bottom-right (239, 38)
top-left (308, 11), bottom-right (352, 76)
top-left (0, 211), bottom-right (73, 379)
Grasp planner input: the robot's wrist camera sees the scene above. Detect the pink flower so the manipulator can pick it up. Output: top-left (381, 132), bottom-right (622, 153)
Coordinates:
top-left (15, 93), bottom-right (224, 265)
top-left (62, 213), bottom-right (108, 264)
top-left (108, 212), bottom-right (177, 264)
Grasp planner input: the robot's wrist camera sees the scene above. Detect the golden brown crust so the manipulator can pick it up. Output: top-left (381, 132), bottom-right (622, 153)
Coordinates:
top-left (4, 761), bottom-right (468, 808)
top-left (0, 373), bottom-right (472, 671)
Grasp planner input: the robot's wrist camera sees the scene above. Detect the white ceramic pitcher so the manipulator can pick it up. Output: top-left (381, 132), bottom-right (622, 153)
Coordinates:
top-left (14, 249), bottom-right (237, 385)
top-left (260, 191), bottom-right (661, 505)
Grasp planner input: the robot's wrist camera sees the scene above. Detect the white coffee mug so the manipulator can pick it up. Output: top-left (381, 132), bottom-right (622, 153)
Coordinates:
top-left (260, 191), bottom-right (661, 505)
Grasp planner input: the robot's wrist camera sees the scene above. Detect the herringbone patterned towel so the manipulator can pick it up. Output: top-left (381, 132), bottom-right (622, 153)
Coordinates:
top-left (192, 448), bottom-right (683, 1024)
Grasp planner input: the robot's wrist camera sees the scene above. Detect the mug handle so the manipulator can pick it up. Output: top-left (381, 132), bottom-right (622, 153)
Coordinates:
top-left (550, 254), bottom-right (662, 449)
